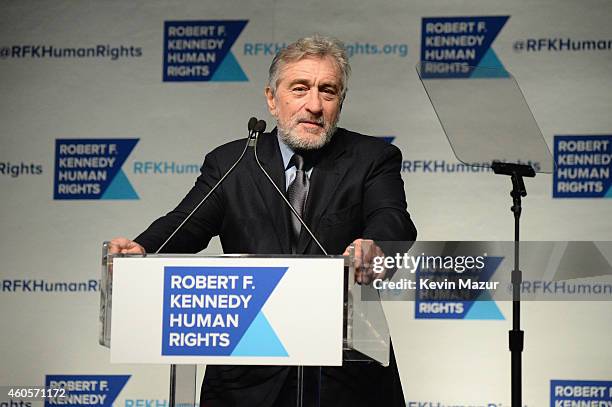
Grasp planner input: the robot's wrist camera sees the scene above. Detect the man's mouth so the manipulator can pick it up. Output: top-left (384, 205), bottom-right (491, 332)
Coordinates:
top-left (297, 119), bottom-right (324, 128)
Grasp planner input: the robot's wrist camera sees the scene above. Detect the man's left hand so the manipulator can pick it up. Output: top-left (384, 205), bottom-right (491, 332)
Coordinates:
top-left (343, 239), bottom-right (385, 284)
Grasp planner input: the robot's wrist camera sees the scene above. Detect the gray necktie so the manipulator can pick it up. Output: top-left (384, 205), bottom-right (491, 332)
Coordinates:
top-left (286, 153), bottom-right (309, 252)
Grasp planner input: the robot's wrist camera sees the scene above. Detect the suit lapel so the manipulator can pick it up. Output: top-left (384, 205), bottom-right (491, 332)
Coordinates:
top-left (297, 136), bottom-right (350, 254)
top-left (247, 130), bottom-right (292, 253)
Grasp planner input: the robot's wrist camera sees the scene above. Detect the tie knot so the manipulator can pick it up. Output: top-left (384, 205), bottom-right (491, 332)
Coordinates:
top-left (289, 153), bottom-right (306, 171)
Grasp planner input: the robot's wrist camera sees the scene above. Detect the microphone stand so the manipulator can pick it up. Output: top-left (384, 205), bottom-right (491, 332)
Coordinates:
top-left (250, 122), bottom-right (328, 407)
top-left (166, 117), bottom-right (259, 407)
top-left (491, 161), bottom-right (535, 407)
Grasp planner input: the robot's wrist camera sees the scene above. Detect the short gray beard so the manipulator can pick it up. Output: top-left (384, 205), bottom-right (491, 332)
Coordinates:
top-left (277, 116), bottom-right (339, 151)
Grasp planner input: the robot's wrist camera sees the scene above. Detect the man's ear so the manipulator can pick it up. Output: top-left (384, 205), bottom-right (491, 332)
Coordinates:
top-left (265, 87), bottom-right (276, 116)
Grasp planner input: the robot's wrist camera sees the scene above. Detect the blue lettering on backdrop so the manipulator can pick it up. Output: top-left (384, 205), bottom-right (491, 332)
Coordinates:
top-left (163, 20), bottom-right (248, 82)
top-left (553, 135), bottom-right (612, 198)
top-left (420, 16), bottom-right (510, 79)
top-left (550, 380), bottom-right (612, 406)
top-left (415, 256), bottom-right (504, 320)
top-left (53, 139), bottom-right (139, 200)
top-left (44, 375), bottom-right (129, 407)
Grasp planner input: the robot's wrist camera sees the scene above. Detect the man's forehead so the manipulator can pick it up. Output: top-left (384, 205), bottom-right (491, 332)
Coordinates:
top-left (277, 55), bottom-right (342, 85)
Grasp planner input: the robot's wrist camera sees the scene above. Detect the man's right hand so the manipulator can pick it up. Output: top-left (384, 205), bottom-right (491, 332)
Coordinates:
top-left (108, 237), bottom-right (146, 255)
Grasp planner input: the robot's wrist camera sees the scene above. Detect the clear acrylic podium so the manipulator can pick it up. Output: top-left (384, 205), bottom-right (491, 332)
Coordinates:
top-left (99, 242), bottom-right (391, 407)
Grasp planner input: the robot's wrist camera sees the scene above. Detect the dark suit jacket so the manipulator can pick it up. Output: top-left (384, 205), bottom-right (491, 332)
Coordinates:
top-left (135, 127), bottom-right (417, 407)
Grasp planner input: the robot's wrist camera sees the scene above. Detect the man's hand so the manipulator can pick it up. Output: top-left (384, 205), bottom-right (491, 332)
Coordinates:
top-left (108, 237), bottom-right (146, 255)
top-left (343, 238), bottom-right (385, 284)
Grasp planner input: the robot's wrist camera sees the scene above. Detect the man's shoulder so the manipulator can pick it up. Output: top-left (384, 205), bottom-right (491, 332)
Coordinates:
top-left (203, 136), bottom-right (258, 168)
top-left (208, 137), bottom-right (249, 157)
top-left (333, 127), bottom-right (399, 156)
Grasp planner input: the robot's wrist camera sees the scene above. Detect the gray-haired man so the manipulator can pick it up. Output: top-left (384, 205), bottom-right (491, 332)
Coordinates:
top-left (111, 35), bottom-right (416, 407)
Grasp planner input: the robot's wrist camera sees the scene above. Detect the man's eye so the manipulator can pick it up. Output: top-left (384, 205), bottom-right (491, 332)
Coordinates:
top-left (321, 88), bottom-right (338, 100)
top-left (292, 86), bottom-right (307, 92)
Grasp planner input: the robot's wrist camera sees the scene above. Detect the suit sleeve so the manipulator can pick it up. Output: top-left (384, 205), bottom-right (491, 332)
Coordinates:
top-left (362, 143), bottom-right (417, 241)
top-left (133, 149), bottom-right (225, 253)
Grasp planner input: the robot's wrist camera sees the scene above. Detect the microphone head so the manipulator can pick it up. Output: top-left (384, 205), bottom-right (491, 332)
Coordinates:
top-left (254, 120), bottom-right (267, 133)
top-left (248, 117), bottom-right (258, 132)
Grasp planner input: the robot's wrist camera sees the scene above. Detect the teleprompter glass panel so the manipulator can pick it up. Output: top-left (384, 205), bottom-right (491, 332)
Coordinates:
top-left (417, 62), bottom-right (554, 173)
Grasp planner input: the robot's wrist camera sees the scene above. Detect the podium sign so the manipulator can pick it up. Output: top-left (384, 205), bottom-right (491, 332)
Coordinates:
top-left (110, 256), bottom-right (344, 366)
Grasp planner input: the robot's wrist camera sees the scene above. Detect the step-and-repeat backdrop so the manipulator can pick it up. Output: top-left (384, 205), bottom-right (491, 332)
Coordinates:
top-left (1, 0), bottom-right (611, 406)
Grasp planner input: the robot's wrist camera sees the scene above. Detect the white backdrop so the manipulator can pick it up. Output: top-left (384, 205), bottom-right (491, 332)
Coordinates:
top-left (1, 0), bottom-right (611, 406)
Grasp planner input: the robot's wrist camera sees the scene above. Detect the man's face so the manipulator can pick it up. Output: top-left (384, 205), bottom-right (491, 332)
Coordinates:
top-left (265, 56), bottom-right (343, 150)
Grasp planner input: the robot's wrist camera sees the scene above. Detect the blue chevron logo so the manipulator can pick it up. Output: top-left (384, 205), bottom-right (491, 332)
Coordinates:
top-left (415, 256), bottom-right (505, 320)
top-left (162, 266), bottom-right (288, 356)
top-left (420, 16), bottom-right (510, 79)
top-left (54, 139), bottom-right (139, 200)
top-left (163, 20), bottom-right (249, 82)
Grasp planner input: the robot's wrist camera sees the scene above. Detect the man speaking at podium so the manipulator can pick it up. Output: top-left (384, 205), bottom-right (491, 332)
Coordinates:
top-left (110, 35), bottom-right (417, 407)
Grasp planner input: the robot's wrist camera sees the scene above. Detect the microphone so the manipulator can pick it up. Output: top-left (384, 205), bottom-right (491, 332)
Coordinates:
top-left (251, 124), bottom-right (329, 255)
top-left (155, 117), bottom-right (259, 253)
top-left (248, 119), bottom-right (266, 147)
top-left (247, 117), bottom-right (257, 133)
top-left (254, 120), bottom-right (267, 133)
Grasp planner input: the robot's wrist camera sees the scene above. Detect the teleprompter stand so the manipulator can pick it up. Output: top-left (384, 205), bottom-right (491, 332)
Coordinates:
top-left (417, 62), bottom-right (554, 406)
top-left (492, 161), bottom-right (535, 406)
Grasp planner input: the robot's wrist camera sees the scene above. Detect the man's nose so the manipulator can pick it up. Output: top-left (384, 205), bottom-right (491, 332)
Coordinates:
top-left (305, 89), bottom-right (323, 115)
